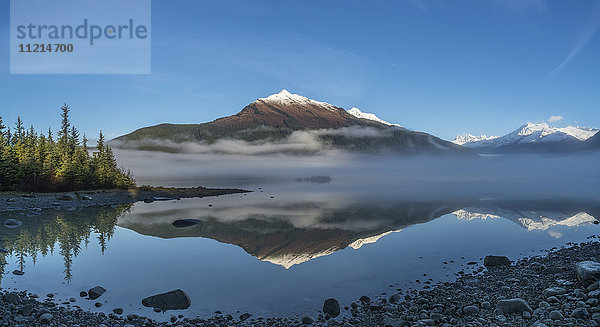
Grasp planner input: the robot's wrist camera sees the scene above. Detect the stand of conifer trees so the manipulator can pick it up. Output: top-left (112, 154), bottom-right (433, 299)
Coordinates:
top-left (0, 104), bottom-right (134, 192)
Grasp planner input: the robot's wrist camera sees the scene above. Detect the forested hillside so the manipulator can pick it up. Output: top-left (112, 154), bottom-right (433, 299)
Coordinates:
top-left (0, 104), bottom-right (134, 192)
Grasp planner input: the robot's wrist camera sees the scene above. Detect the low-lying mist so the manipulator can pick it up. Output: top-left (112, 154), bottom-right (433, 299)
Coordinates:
top-left (110, 127), bottom-right (392, 156)
top-left (114, 149), bottom-right (600, 201)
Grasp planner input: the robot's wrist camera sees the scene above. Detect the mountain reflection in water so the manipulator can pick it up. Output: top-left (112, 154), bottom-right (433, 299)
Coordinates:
top-left (118, 197), bottom-right (599, 269)
top-left (1, 196), bottom-right (598, 280)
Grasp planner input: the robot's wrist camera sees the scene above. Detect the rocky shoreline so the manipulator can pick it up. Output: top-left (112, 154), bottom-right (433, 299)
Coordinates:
top-left (0, 186), bottom-right (250, 213)
top-left (1, 237), bottom-right (599, 326)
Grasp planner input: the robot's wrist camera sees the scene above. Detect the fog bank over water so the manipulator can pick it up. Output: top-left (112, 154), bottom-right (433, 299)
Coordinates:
top-left (114, 150), bottom-right (600, 200)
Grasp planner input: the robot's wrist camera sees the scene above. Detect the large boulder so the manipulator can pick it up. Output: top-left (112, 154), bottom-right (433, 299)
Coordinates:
top-left (88, 286), bottom-right (107, 300)
top-left (323, 298), bottom-right (340, 317)
top-left (3, 292), bottom-right (22, 304)
top-left (575, 261), bottom-right (600, 287)
top-left (142, 289), bottom-right (191, 311)
top-left (496, 298), bottom-right (532, 314)
top-left (484, 255), bottom-right (511, 267)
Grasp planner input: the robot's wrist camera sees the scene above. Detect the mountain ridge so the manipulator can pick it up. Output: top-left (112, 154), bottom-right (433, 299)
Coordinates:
top-left (453, 123), bottom-right (599, 153)
top-left (112, 90), bottom-right (469, 155)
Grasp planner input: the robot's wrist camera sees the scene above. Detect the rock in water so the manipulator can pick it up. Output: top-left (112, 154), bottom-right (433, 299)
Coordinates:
top-left (12, 270), bottom-right (24, 275)
top-left (496, 298), bottom-right (532, 314)
top-left (4, 219), bottom-right (23, 228)
top-left (239, 313), bottom-right (252, 321)
top-left (484, 255), bottom-right (511, 267)
top-left (141, 289), bottom-right (191, 310)
top-left (575, 261), bottom-right (600, 287)
top-left (323, 298), bottom-right (340, 317)
top-left (88, 286), bottom-right (107, 300)
top-left (172, 219), bottom-right (202, 228)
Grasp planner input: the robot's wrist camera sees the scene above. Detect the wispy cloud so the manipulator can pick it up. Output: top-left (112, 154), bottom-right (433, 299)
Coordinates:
top-left (548, 0), bottom-right (600, 78)
top-left (548, 115), bottom-right (563, 123)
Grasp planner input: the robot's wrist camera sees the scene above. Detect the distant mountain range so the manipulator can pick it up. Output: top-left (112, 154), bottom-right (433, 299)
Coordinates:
top-left (453, 123), bottom-right (600, 154)
top-left (111, 90), bottom-right (467, 155)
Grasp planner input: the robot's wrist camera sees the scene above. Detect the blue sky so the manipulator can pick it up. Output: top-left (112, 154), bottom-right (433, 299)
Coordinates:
top-left (0, 0), bottom-right (599, 141)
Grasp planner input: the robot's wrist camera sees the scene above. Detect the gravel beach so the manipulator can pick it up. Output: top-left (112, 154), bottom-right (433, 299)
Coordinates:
top-left (0, 186), bottom-right (250, 213)
top-left (1, 235), bottom-right (600, 326)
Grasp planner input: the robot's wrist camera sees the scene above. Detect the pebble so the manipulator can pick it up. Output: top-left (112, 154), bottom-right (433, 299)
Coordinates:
top-left (301, 316), bottom-right (314, 324)
top-left (39, 313), bottom-right (53, 323)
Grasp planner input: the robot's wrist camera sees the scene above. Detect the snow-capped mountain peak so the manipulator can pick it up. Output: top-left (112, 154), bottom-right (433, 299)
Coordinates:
top-left (347, 107), bottom-right (401, 127)
top-left (455, 122), bottom-right (599, 149)
top-left (452, 134), bottom-right (498, 145)
top-left (259, 89), bottom-right (338, 111)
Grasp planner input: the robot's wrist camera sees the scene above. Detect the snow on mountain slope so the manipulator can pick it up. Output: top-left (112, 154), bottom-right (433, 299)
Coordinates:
top-left (452, 134), bottom-right (498, 145)
top-left (260, 248), bottom-right (338, 269)
top-left (348, 229), bottom-right (402, 249)
top-left (456, 123), bottom-right (599, 148)
top-left (259, 89), bottom-right (339, 111)
top-left (347, 107), bottom-right (401, 127)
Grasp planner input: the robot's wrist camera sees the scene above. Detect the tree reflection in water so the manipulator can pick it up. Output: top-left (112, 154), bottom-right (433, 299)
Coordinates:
top-left (0, 204), bottom-right (131, 284)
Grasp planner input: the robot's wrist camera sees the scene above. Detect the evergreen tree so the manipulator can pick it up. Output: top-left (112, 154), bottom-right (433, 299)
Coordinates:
top-left (0, 104), bottom-right (134, 191)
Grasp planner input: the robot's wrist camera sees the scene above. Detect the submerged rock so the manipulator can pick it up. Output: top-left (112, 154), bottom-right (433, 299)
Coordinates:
top-left (484, 255), bottom-right (511, 267)
top-left (172, 219), bottom-right (202, 228)
top-left (4, 219), bottom-right (23, 228)
top-left (575, 261), bottom-right (600, 287)
top-left (323, 298), bottom-right (340, 317)
top-left (88, 286), bottom-right (107, 300)
top-left (141, 289), bottom-right (191, 311)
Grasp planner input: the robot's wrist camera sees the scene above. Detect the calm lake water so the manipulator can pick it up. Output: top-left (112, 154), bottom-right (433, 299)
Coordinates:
top-left (1, 152), bottom-right (599, 321)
